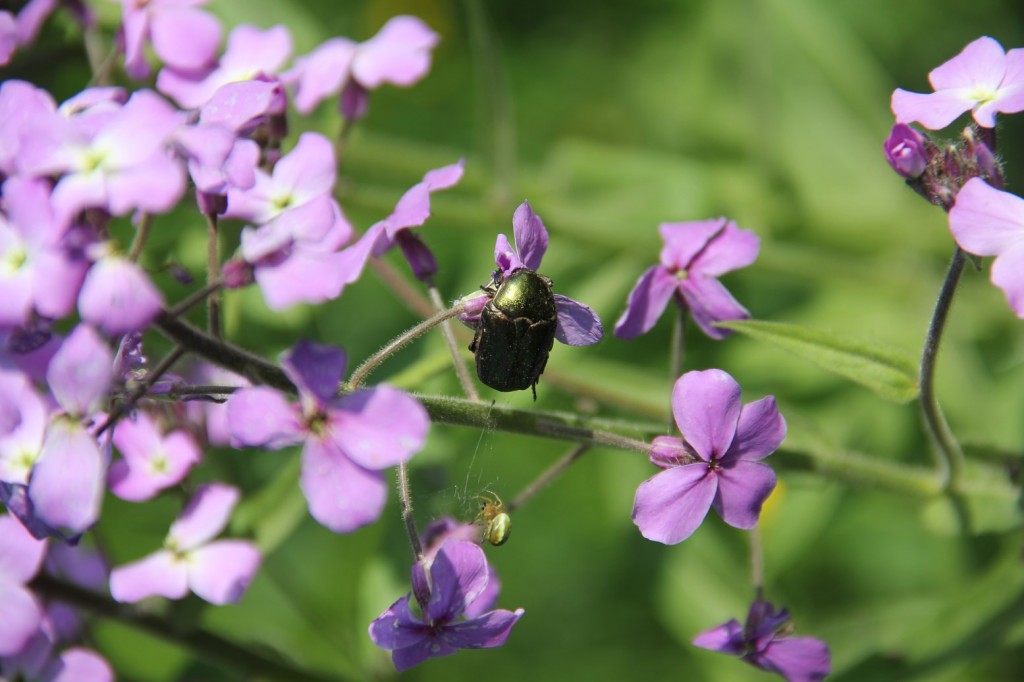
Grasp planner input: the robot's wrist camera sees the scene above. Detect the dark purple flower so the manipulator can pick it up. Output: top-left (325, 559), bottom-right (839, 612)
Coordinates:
top-left (286, 16), bottom-right (439, 116)
top-left (694, 599), bottom-right (831, 682)
top-left (614, 218), bottom-right (758, 340)
top-left (892, 36), bottom-right (1024, 130)
top-left (109, 483), bottom-right (260, 605)
top-left (368, 539), bottom-right (523, 671)
top-left (883, 124), bottom-right (930, 179)
top-left (226, 340), bottom-right (429, 533)
top-left (632, 369), bottom-right (784, 544)
top-left (461, 201), bottom-right (603, 346)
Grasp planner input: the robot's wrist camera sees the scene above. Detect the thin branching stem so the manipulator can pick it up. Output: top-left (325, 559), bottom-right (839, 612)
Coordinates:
top-left (349, 303), bottom-right (467, 389)
top-left (127, 213), bottom-right (152, 263)
top-left (428, 286), bottom-right (480, 400)
top-left (509, 444), bottom-right (590, 512)
top-left (206, 211), bottom-right (222, 338)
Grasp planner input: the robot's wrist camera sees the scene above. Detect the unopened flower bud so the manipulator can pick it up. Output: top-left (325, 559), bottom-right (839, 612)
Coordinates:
top-left (884, 124), bottom-right (929, 179)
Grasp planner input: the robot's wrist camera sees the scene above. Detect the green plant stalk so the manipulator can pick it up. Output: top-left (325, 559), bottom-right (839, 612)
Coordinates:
top-left (919, 247), bottom-right (967, 489)
top-left (428, 285), bottom-right (480, 400)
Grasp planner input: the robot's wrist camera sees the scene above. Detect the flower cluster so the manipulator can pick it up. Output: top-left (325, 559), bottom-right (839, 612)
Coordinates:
top-left (887, 35), bottom-right (1024, 318)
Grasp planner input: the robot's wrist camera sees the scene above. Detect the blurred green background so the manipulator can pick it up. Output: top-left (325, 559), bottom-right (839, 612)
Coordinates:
top-left (8, 0), bottom-right (1024, 680)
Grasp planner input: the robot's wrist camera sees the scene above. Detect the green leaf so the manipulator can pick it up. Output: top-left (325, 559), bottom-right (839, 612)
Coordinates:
top-left (718, 319), bottom-right (919, 402)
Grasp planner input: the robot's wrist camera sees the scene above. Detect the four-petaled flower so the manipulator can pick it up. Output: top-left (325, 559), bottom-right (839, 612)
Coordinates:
top-left (891, 36), bottom-right (1024, 130)
top-left (109, 483), bottom-right (261, 605)
top-left (693, 599), bottom-right (831, 682)
top-left (368, 539), bottom-right (523, 671)
top-left (614, 218), bottom-right (759, 341)
top-left (632, 369), bottom-right (784, 544)
top-left (226, 340), bottom-right (429, 533)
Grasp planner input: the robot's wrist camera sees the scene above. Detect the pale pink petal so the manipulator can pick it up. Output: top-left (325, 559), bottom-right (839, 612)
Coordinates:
top-left (29, 420), bottom-right (105, 533)
top-left (990, 241), bottom-right (1024, 318)
top-left (0, 513), bottom-right (47, 582)
top-left (187, 539), bottom-right (260, 604)
top-left (891, 89), bottom-right (975, 130)
top-left (105, 152), bottom-right (187, 216)
top-left (77, 257), bottom-right (164, 337)
top-left (0, 581), bottom-right (42, 656)
top-left (109, 550), bottom-right (188, 602)
top-left (46, 324), bottom-right (112, 416)
top-left (331, 386), bottom-right (428, 470)
top-left (270, 132), bottom-right (336, 203)
top-left (150, 7), bottom-right (221, 72)
top-left (928, 36), bottom-right (1005, 91)
top-left (226, 387), bottom-right (302, 449)
top-left (47, 647), bottom-right (114, 682)
top-left (168, 483), bottom-right (239, 550)
top-left (300, 437), bottom-right (387, 533)
top-left (949, 177), bottom-right (1024, 256)
top-left (351, 16), bottom-right (438, 89)
top-left (285, 37), bottom-right (356, 114)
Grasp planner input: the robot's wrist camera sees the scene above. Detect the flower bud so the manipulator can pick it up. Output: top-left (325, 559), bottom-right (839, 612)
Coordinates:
top-left (884, 124), bottom-right (929, 179)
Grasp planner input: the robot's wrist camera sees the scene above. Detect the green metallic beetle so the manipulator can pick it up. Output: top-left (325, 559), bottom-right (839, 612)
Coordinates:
top-left (469, 268), bottom-right (557, 399)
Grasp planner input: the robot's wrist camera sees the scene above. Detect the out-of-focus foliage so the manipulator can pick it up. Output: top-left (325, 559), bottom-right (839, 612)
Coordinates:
top-left (8, 0), bottom-right (1024, 680)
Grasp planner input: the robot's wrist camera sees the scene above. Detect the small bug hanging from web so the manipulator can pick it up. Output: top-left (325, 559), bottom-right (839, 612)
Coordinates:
top-left (475, 491), bottom-right (511, 546)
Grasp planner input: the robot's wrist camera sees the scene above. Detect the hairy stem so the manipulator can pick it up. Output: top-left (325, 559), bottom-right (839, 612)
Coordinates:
top-left (349, 303), bottom-right (467, 388)
top-left (428, 286), bottom-right (480, 401)
top-left (919, 247), bottom-right (967, 489)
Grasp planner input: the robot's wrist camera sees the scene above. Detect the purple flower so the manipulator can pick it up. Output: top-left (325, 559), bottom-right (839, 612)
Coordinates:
top-left (77, 253), bottom-right (164, 337)
top-left (17, 89), bottom-right (186, 224)
top-left (157, 24), bottom-right (292, 110)
top-left (227, 340), bottom-right (429, 533)
top-left (614, 218), bottom-right (758, 341)
top-left (119, 0), bottom-right (221, 79)
top-left (463, 201), bottom-right (603, 346)
top-left (948, 177), bottom-right (1024, 316)
top-left (109, 483), bottom-right (260, 605)
top-left (0, 80), bottom-right (57, 177)
top-left (891, 36), bottom-right (1024, 130)
top-left (27, 325), bottom-right (113, 535)
top-left (694, 599), bottom-right (831, 682)
top-left (369, 159), bottom-right (464, 281)
top-left (368, 539), bottom-right (524, 671)
top-left (0, 368), bottom-right (48, 486)
top-left (0, 513), bottom-right (46, 657)
top-left (883, 123), bottom-right (931, 179)
top-left (632, 369), bottom-right (784, 544)
top-left (109, 411), bottom-right (200, 502)
top-left (286, 16), bottom-right (439, 116)
top-left (0, 176), bottom-right (87, 329)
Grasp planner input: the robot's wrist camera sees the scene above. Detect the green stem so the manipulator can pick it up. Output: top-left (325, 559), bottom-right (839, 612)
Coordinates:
top-left (29, 575), bottom-right (345, 682)
top-left (919, 247), bottom-right (967, 489)
top-left (668, 309), bottom-right (684, 433)
top-left (428, 286), bottom-right (480, 401)
top-left (508, 444), bottom-right (589, 513)
top-left (349, 303), bottom-right (467, 389)
top-left (127, 214), bottom-right (152, 263)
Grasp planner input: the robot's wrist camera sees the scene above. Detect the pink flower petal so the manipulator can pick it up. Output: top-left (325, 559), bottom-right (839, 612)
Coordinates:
top-left (168, 483), bottom-right (239, 550)
top-left (990, 241), bottom-right (1024, 318)
top-left (0, 513), bottom-right (47, 583)
top-left (949, 177), bottom-right (1024, 256)
top-left (659, 219), bottom-right (727, 271)
top-left (679, 274), bottom-right (750, 340)
top-left (331, 386), bottom-right (428, 470)
top-left (78, 257), bottom-right (164, 337)
top-left (351, 16), bottom-right (438, 89)
top-left (150, 6), bottom-right (221, 72)
top-left (285, 37), bottom-right (356, 114)
top-left (671, 369), bottom-right (742, 461)
top-left (726, 396), bottom-right (786, 462)
top-left (47, 647), bottom-right (114, 682)
top-left (109, 549), bottom-right (188, 602)
top-left (632, 463), bottom-right (717, 544)
top-left (713, 459), bottom-right (777, 529)
top-left (46, 325), bottom-right (112, 417)
top-left (612, 265), bottom-right (677, 339)
top-left (928, 36), bottom-right (1005, 92)
top-left (270, 132), bottom-right (336, 203)
top-left (29, 419), bottom-right (105, 534)
top-left (0, 580), bottom-right (43, 656)
top-left (226, 387), bottom-right (302, 449)
top-left (188, 539), bottom-right (260, 604)
top-left (300, 437), bottom-right (387, 533)
top-left (690, 220), bottom-right (760, 277)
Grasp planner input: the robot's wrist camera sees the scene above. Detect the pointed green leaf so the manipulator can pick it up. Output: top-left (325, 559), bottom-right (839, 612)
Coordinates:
top-left (718, 319), bottom-right (919, 402)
